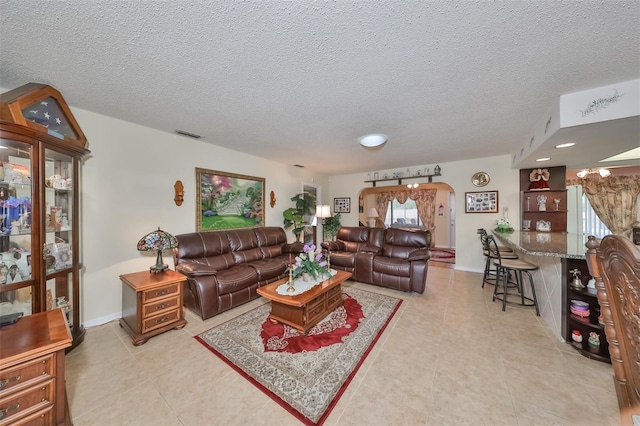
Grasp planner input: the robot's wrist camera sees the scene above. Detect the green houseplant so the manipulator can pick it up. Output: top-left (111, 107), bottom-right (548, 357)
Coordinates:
top-left (283, 192), bottom-right (316, 242)
top-left (323, 213), bottom-right (341, 241)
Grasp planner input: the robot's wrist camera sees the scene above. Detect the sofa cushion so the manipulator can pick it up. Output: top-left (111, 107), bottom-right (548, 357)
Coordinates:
top-left (226, 229), bottom-right (263, 264)
top-left (383, 228), bottom-right (431, 259)
top-left (216, 264), bottom-right (259, 295)
top-left (335, 227), bottom-right (372, 252)
top-left (247, 258), bottom-right (287, 281)
top-left (373, 255), bottom-right (411, 277)
top-left (329, 251), bottom-right (357, 269)
top-left (174, 232), bottom-right (235, 270)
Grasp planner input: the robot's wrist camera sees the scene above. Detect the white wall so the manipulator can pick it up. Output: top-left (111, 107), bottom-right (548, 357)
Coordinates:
top-left (327, 156), bottom-right (520, 273)
top-left (72, 108), bottom-right (328, 325)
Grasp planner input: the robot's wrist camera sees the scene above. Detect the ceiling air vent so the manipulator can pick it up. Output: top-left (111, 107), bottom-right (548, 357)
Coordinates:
top-left (293, 164), bottom-right (305, 168)
top-left (175, 129), bottom-right (202, 139)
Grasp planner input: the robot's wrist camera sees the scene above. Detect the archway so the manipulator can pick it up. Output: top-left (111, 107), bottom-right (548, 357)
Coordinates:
top-left (358, 182), bottom-right (456, 263)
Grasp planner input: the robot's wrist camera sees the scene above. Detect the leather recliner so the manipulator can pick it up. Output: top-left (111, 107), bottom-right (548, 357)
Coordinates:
top-left (322, 226), bottom-right (431, 293)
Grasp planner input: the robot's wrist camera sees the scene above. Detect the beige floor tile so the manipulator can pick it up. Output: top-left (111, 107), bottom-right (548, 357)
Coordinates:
top-left (335, 382), bottom-right (430, 425)
top-left (66, 265), bottom-right (618, 426)
top-left (72, 380), bottom-right (181, 426)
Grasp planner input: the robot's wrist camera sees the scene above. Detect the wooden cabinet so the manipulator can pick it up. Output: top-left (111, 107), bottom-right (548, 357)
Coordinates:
top-left (562, 257), bottom-right (610, 363)
top-left (0, 309), bottom-right (72, 425)
top-left (521, 189), bottom-right (568, 232)
top-left (119, 270), bottom-right (187, 345)
top-left (519, 166), bottom-right (567, 233)
top-left (0, 84), bottom-right (90, 351)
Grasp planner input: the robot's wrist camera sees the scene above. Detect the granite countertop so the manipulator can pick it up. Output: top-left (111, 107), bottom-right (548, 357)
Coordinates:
top-left (492, 230), bottom-right (590, 259)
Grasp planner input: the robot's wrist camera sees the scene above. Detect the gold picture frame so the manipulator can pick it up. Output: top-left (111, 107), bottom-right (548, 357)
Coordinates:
top-left (196, 168), bottom-right (265, 231)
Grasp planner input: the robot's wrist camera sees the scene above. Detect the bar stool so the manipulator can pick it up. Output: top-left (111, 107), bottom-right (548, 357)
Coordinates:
top-left (487, 235), bottom-right (540, 315)
top-left (478, 229), bottom-right (516, 287)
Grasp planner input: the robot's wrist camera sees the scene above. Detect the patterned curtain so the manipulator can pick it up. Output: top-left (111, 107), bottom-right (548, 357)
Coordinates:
top-left (566, 175), bottom-right (640, 238)
top-left (375, 189), bottom-right (438, 235)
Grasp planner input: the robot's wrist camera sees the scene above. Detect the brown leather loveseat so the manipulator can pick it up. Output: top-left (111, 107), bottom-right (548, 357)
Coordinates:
top-left (321, 226), bottom-right (431, 294)
top-left (173, 227), bottom-right (302, 319)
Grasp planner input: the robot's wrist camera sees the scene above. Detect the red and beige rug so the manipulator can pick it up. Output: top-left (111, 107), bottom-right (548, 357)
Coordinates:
top-left (196, 287), bottom-right (401, 425)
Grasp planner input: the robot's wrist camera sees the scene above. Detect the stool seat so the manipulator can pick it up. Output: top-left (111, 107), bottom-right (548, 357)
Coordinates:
top-left (493, 258), bottom-right (537, 270)
top-left (485, 250), bottom-right (518, 260)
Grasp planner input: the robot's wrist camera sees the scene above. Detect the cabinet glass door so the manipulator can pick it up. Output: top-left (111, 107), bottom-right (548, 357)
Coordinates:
top-left (0, 138), bottom-right (34, 316)
top-left (43, 148), bottom-right (74, 325)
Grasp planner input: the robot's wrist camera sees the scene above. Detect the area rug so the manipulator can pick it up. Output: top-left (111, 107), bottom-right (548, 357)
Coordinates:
top-left (195, 287), bottom-right (402, 425)
top-left (430, 247), bottom-right (455, 264)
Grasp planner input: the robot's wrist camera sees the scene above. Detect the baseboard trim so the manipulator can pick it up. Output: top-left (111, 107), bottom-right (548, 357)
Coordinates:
top-left (83, 311), bottom-right (122, 328)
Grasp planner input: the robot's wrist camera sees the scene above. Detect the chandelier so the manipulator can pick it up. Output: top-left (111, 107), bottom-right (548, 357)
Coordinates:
top-left (576, 168), bottom-right (611, 178)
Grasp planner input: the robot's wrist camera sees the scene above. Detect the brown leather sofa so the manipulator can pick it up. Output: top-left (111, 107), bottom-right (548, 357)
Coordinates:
top-left (172, 227), bottom-right (303, 319)
top-left (321, 226), bottom-right (431, 294)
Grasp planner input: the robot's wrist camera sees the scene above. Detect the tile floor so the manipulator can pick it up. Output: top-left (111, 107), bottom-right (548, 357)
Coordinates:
top-left (65, 266), bottom-right (619, 425)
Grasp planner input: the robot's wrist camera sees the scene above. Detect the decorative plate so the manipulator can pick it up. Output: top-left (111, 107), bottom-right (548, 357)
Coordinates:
top-left (471, 172), bottom-right (490, 187)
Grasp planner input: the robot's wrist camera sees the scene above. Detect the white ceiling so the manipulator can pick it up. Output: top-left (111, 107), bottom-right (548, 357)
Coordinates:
top-left (1, 1), bottom-right (638, 175)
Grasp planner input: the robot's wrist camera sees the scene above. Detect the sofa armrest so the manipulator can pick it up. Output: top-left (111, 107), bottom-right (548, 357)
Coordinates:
top-left (282, 242), bottom-right (305, 254)
top-left (176, 262), bottom-right (217, 277)
top-left (321, 241), bottom-right (342, 251)
top-left (407, 248), bottom-right (431, 261)
top-left (361, 243), bottom-right (383, 254)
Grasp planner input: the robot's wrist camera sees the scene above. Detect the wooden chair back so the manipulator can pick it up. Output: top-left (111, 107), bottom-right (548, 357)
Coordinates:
top-left (585, 235), bottom-right (640, 425)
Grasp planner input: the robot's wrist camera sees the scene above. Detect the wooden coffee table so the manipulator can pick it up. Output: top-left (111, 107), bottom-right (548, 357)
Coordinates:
top-left (257, 270), bottom-right (352, 333)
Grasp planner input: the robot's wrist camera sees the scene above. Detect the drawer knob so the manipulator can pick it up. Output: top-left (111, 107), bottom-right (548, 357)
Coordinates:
top-left (157, 304), bottom-right (167, 310)
top-left (157, 317), bottom-right (168, 324)
top-left (0, 403), bottom-right (20, 420)
top-left (0, 375), bottom-right (21, 390)
top-left (156, 290), bottom-right (168, 296)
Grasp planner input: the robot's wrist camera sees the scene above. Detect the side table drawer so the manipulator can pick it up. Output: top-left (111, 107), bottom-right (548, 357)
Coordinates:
top-left (0, 354), bottom-right (54, 396)
top-left (142, 309), bottom-right (180, 334)
top-left (142, 295), bottom-right (181, 317)
top-left (0, 378), bottom-right (54, 424)
top-left (9, 405), bottom-right (52, 426)
top-left (142, 282), bottom-right (180, 304)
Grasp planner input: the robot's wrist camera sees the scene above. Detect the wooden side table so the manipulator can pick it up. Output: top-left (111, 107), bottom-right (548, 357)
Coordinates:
top-left (0, 309), bottom-right (72, 426)
top-left (119, 270), bottom-right (187, 345)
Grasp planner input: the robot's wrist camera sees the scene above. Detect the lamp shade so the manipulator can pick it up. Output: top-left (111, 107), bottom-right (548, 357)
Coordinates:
top-left (137, 227), bottom-right (179, 273)
top-left (368, 208), bottom-right (379, 218)
top-left (316, 204), bottom-right (331, 218)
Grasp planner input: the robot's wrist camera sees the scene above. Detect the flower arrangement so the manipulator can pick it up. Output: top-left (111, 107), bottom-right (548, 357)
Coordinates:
top-left (291, 244), bottom-right (329, 280)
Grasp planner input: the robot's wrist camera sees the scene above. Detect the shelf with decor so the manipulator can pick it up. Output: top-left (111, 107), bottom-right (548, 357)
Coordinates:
top-left (562, 257), bottom-right (610, 363)
top-left (365, 170), bottom-right (441, 187)
top-left (519, 166), bottom-right (568, 233)
top-left (0, 83), bottom-right (90, 351)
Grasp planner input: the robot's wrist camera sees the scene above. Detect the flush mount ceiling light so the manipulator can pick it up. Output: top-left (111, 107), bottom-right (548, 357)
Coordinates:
top-left (358, 134), bottom-right (388, 148)
top-left (555, 143), bottom-right (575, 149)
top-left (536, 157), bottom-right (551, 162)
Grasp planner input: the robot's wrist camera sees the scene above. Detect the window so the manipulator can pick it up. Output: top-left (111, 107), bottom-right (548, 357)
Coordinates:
top-left (384, 198), bottom-right (424, 228)
top-left (582, 193), bottom-right (611, 238)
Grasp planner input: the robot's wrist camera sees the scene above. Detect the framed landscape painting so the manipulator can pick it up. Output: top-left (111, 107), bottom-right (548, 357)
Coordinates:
top-left (196, 168), bottom-right (265, 231)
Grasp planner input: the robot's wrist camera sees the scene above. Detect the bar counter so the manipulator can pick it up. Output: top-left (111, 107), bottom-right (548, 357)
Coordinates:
top-left (492, 230), bottom-right (589, 341)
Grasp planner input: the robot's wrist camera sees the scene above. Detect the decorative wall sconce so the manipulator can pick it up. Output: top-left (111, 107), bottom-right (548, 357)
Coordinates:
top-left (270, 191), bottom-right (277, 208)
top-left (174, 180), bottom-right (184, 206)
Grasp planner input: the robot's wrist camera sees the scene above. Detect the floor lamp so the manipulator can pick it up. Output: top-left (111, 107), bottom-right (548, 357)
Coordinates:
top-left (316, 205), bottom-right (331, 242)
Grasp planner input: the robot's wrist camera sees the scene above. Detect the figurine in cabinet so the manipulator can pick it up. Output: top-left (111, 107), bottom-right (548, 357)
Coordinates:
top-left (537, 194), bottom-right (547, 211)
top-left (570, 268), bottom-right (585, 290)
top-left (528, 168), bottom-right (550, 190)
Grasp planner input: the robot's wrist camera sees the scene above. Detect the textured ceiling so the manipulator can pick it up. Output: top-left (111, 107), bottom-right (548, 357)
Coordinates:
top-left (1, 1), bottom-right (638, 175)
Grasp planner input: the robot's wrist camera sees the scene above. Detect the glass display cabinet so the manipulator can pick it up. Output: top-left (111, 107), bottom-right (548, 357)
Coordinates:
top-left (0, 83), bottom-right (90, 350)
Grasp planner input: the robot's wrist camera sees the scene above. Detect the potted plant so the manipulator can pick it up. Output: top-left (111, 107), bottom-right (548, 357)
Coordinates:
top-left (323, 213), bottom-right (341, 241)
top-left (283, 192), bottom-right (316, 242)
